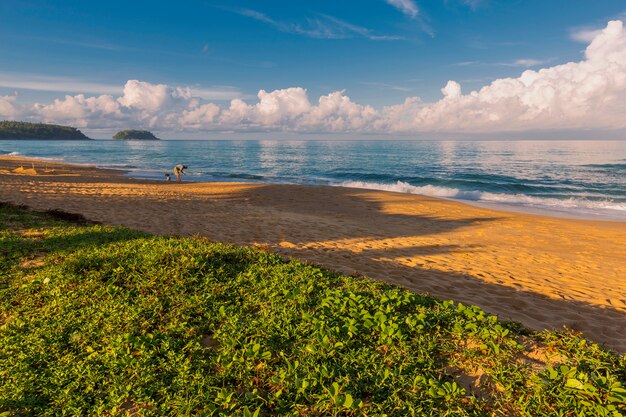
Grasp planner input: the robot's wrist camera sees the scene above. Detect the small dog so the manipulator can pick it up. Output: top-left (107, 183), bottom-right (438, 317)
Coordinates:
top-left (165, 173), bottom-right (171, 181)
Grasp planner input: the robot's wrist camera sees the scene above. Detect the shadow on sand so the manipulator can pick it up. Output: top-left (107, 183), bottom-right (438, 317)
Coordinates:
top-left (1, 181), bottom-right (625, 352)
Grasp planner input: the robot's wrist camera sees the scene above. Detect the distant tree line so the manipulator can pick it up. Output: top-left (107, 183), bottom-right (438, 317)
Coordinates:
top-left (112, 130), bottom-right (159, 140)
top-left (0, 121), bottom-right (91, 140)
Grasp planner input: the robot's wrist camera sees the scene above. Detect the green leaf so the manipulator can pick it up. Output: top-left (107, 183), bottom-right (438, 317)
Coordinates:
top-left (547, 367), bottom-right (558, 380)
top-left (608, 395), bottom-right (626, 403)
top-left (565, 378), bottom-right (584, 389)
top-left (243, 406), bottom-right (261, 417)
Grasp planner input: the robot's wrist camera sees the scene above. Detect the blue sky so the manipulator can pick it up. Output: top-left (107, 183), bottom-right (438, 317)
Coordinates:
top-left (1, 0), bottom-right (626, 137)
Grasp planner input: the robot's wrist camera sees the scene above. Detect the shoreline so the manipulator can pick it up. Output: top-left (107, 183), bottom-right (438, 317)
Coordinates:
top-left (461, 199), bottom-right (626, 223)
top-left (2, 155), bottom-right (626, 352)
top-left (3, 153), bottom-right (625, 223)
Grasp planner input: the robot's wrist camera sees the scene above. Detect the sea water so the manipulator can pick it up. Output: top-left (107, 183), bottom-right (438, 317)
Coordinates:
top-left (2, 139), bottom-right (625, 221)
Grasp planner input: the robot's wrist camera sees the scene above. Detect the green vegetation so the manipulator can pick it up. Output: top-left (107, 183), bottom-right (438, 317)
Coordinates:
top-left (0, 121), bottom-right (91, 140)
top-left (1, 204), bottom-right (625, 416)
top-left (112, 130), bottom-right (159, 140)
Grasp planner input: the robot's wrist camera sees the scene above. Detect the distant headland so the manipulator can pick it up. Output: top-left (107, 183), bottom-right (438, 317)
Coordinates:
top-left (0, 121), bottom-right (91, 140)
top-left (112, 130), bottom-right (160, 140)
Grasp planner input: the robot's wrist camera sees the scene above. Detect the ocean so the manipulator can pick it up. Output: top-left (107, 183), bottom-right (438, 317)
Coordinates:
top-left (2, 139), bottom-right (625, 221)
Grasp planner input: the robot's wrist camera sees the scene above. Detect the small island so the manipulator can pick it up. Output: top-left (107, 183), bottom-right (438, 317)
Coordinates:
top-left (112, 130), bottom-right (160, 140)
top-left (0, 121), bottom-right (91, 140)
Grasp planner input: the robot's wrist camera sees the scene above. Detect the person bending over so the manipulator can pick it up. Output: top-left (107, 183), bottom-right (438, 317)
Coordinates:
top-left (173, 164), bottom-right (188, 183)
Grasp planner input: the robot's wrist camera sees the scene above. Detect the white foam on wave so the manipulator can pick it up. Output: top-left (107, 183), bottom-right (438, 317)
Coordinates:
top-left (340, 181), bottom-right (484, 200)
top-left (1, 151), bottom-right (64, 162)
top-left (96, 164), bottom-right (140, 170)
top-left (337, 180), bottom-right (626, 216)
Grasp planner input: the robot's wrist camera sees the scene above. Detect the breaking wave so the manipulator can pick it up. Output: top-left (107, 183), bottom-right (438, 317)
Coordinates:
top-left (338, 180), bottom-right (626, 215)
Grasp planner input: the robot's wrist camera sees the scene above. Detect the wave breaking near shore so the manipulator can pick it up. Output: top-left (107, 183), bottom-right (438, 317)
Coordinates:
top-left (338, 180), bottom-right (626, 219)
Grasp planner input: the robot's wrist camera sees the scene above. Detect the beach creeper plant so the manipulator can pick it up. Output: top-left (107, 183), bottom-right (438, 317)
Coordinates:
top-left (0, 204), bottom-right (625, 416)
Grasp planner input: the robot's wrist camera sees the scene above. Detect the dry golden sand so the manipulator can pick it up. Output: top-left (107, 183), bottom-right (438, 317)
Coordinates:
top-left (2, 156), bottom-right (626, 352)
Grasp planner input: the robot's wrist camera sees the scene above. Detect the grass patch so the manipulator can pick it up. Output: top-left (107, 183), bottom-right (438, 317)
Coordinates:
top-left (1, 204), bottom-right (625, 416)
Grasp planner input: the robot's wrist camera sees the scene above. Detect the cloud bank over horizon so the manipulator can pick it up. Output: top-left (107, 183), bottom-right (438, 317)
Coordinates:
top-left (2, 20), bottom-right (626, 135)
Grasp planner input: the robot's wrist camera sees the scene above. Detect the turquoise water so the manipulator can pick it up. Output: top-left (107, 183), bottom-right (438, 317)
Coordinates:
top-left (2, 139), bottom-right (626, 220)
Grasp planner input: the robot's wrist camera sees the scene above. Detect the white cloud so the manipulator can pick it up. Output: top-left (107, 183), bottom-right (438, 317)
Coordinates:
top-left (0, 72), bottom-right (244, 101)
top-left (380, 20), bottom-right (626, 132)
top-left (219, 88), bottom-right (311, 128)
top-left (6, 20), bottom-right (626, 135)
top-left (503, 58), bottom-right (552, 67)
top-left (453, 59), bottom-right (552, 68)
top-left (361, 81), bottom-right (413, 92)
top-left (233, 8), bottom-right (402, 41)
top-left (441, 80), bottom-right (462, 99)
top-left (451, 61), bottom-right (478, 67)
top-left (255, 88), bottom-right (311, 124)
top-left (299, 91), bottom-right (378, 131)
top-left (570, 27), bottom-right (604, 43)
top-left (0, 94), bottom-right (18, 119)
top-left (117, 80), bottom-right (190, 112)
top-left (0, 72), bottom-right (123, 95)
top-left (189, 87), bottom-right (247, 101)
top-left (32, 95), bottom-right (126, 128)
top-left (179, 103), bottom-right (220, 129)
top-left (385, 0), bottom-right (419, 18)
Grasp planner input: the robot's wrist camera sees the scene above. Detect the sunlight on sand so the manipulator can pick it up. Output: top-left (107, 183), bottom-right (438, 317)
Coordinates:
top-left (2, 155), bottom-right (625, 352)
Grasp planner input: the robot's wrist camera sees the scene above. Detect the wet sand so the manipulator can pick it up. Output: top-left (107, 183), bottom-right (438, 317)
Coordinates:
top-left (2, 156), bottom-right (625, 352)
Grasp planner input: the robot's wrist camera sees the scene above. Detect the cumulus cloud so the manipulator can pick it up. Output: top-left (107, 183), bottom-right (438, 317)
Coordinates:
top-left (179, 103), bottom-right (220, 129)
top-left (0, 94), bottom-right (18, 119)
top-left (117, 80), bottom-right (191, 112)
top-left (570, 27), bottom-right (604, 43)
top-left (381, 20), bottom-right (626, 132)
top-left (214, 88), bottom-right (377, 132)
top-left (34, 94), bottom-right (124, 128)
top-left (248, 87), bottom-right (311, 125)
top-left (220, 88), bottom-right (311, 128)
top-left (6, 20), bottom-right (626, 135)
top-left (216, 88), bottom-right (309, 128)
top-left (299, 91), bottom-right (378, 131)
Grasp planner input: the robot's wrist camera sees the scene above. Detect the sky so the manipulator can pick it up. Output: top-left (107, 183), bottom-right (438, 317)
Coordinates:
top-left (1, 0), bottom-right (626, 139)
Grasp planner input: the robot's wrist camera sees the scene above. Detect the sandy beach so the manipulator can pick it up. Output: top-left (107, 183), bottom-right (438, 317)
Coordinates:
top-left (2, 155), bottom-right (625, 352)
